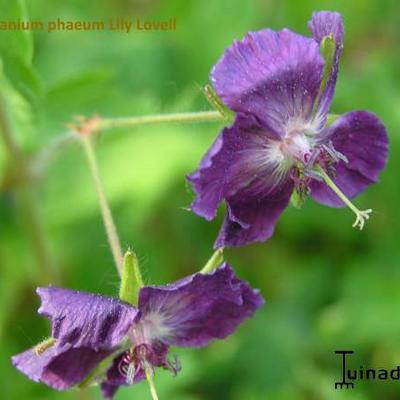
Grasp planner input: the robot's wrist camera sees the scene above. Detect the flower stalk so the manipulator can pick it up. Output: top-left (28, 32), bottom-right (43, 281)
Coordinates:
top-left (80, 135), bottom-right (124, 275)
top-left (78, 122), bottom-right (161, 398)
top-left (145, 367), bottom-right (160, 400)
top-left (30, 110), bottom-right (225, 179)
top-left (98, 111), bottom-right (224, 131)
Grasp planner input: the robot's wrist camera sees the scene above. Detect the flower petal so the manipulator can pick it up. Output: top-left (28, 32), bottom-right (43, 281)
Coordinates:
top-left (37, 287), bottom-right (138, 351)
top-left (211, 28), bottom-right (324, 135)
top-left (137, 263), bottom-right (264, 347)
top-left (311, 111), bottom-right (388, 207)
top-left (215, 178), bottom-right (294, 247)
top-left (308, 11), bottom-right (344, 117)
top-left (188, 114), bottom-right (283, 221)
top-left (12, 344), bottom-right (111, 390)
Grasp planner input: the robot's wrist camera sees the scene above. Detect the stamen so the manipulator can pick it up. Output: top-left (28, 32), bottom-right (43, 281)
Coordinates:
top-left (316, 166), bottom-right (372, 230)
top-left (322, 141), bottom-right (348, 163)
top-left (118, 350), bottom-right (135, 380)
top-left (126, 362), bottom-right (138, 384)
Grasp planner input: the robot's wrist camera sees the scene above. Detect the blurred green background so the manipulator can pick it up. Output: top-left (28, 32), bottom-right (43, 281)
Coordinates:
top-left (1, 0), bottom-right (399, 399)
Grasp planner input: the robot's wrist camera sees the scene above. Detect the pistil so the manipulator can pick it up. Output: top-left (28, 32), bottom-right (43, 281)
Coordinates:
top-left (316, 166), bottom-right (372, 230)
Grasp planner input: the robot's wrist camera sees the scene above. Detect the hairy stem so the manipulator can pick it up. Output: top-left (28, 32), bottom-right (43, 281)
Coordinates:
top-left (32, 111), bottom-right (225, 176)
top-left (81, 136), bottom-right (123, 274)
top-left (80, 126), bottom-right (158, 397)
top-left (0, 95), bottom-right (56, 283)
top-left (99, 111), bottom-right (224, 130)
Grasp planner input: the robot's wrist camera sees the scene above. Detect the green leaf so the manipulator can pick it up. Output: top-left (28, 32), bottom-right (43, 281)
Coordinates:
top-left (0, 60), bottom-right (36, 143)
top-left (0, 0), bottom-right (33, 64)
top-left (0, 0), bottom-right (42, 110)
top-left (1, 52), bottom-right (42, 107)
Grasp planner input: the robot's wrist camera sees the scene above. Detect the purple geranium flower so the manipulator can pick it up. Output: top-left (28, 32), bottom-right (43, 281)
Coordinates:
top-left (12, 263), bottom-right (263, 399)
top-left (188, 11), bottom-right (388, 248)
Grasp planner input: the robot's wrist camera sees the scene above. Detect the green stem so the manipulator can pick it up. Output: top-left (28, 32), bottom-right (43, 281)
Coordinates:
top-left (145, 368), bottom-right (160, 400)
top-left (201, 248), bottom-right (224, 274)
top-left (98, 111), bottom-right (224, 131)
top-left (81, 131), bottom-right (157, 398)
top-left (81, 136), bottom-right (123, 274)
top-left (0, 95), bottom-right (56, 283)
top-left (32, 111), bottom-right (225, 176)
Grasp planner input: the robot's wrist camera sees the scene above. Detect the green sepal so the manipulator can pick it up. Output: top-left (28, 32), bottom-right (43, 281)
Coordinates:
top-left (203, 84), bottom-right (234, 122)
top-left (34, 337), bottom-right (56, 355)
top-left (290, 189), bottom-right (306, 209)
top-left (119, 250), bottom-right (143, 306)
top-left (312, 34), bottom-right (336, 114)
top-left (320, 35), bottom-right (336, 70)
top-left (201, 248), bottom-right (224, 274)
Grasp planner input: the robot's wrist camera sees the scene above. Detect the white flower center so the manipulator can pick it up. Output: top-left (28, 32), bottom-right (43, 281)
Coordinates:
top-left (130, 312), bottom-right (173, 345)
top-left (264, 118), bottom-right (320, 177)
top-left (279, 131), bottom-right (311, 162)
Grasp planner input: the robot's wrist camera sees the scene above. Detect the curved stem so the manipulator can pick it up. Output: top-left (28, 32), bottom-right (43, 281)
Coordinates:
top-left (81, 136), bottom-right (123, 274)
top-left (32, 111), bottom-right (225, 177)
top-left (80, 126), bottom-right (158, 397)
top-left (98, 111), bottom-right (224, 130)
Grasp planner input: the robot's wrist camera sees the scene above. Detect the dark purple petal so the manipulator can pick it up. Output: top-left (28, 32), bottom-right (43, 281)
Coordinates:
top-left (211, 29), bottom-right (324, 135)
top-left (311, 111), bottom-right (388, 207)
top-left (187, 128), bottom-right (226, 221)
top-left (188, 114), bottom-right (283, 221)
top-left (12, 344), bottom-right (111, 390)
top-left (138, 263), bottom-right (264, 347)
top-left (215, 178), bottom-right (294, 248)
top-left (37, 287), bottom-right (138, 351)
top-left (308, 11), bottom-right (344, 117)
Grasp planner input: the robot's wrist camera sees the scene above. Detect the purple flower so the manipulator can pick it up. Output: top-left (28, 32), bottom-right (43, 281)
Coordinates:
top-left (188, 11), bottom-right (388, 248)
top-left (12, 263), bottom-right (263, 399)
